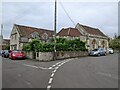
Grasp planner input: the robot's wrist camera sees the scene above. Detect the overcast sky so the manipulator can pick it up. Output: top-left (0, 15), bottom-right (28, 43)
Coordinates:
top-left (1, 0), bottom-right (118, 39)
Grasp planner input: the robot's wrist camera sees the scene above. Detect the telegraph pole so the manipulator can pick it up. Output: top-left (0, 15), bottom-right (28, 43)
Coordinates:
top-left (53, 0), bottom-right (57, 60)
top-left (54, 0), bottom-right (57, 34)
top-left (0, 24), bottom-right (3, 50)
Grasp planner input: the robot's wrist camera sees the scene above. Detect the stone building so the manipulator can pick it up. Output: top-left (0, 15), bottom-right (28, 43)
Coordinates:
top-left (10, 24), bottom-right (54, 50)
top-left (57, 23), bottom-right (109, 50)
top-left (2, 39), bottom-right (10, 50)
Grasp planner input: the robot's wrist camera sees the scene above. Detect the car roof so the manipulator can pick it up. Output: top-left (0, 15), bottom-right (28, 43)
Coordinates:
top-left (12, 50), bottom-right (22, 51)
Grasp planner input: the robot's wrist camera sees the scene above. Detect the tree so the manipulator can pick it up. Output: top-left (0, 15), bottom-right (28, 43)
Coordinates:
top-left (22, 44), bottom-right (31, 51)
top-left (51, 37), bottom-right (67, 44)
top-left (117, 35), bottom-right (120, 39)
top-left (109, 36), bottom-right (120, 50)
top-left (22, 39), bottom-right (42, 52)
top-left (29, 39), bottom-right (42, 52)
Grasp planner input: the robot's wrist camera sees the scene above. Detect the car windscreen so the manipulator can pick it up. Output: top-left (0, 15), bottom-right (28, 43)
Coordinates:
top-left (4, 50), bottom-right (9, 53)
top-left (92, 49), bottom-right (98, 51)
top-left (12, 51), bottom-right (23, 53)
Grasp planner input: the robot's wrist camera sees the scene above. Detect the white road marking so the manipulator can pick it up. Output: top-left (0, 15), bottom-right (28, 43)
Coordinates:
top-left (55, 67), bottom-right (59, 70)
top-left (53, 69), bottom-right (57, 73)
top-left (24, 64), bottom-right (39, 68)
top-left (52, 64), bottom-right (56, 67)
top-left (46, 58), bottom-right (74, 90)
top-left (58, 64), bottom-right (62, 67)
top-left (55, 62), bottom-right (61, 65)
top-left (62, 62), bottom-right (66, 64)
top-left (48, 78), bottom-right (53, 84)
top-left (48, 67), bottom-right (53, 69)
top-left (24, 64), bottom-right (49, 70)
top-left (40, 67), bottom-right (48, 70)
top-left (96, 72), bottom-right (118, 79)
top-left (51, 73), bottom-right (55, 77)
top-left (47, 85), bottom-right (51, 90)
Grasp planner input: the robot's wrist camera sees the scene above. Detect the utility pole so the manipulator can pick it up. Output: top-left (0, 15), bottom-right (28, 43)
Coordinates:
top-left (53, 0), bottom-right (57, 60)
top-left (54, 0), bottom-right (57, 34)
top-left (0, 24), bottom-right (3, 50)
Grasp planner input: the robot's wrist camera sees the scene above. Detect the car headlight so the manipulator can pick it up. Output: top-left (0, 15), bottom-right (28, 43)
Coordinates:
top-left (12, 53), bottom-right (16, 56)
top-left (94, 51), bottom-right (98, 54)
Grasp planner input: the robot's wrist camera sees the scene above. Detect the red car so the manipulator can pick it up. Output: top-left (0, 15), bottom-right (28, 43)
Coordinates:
top-left (9, 50), bottom-right (25, 59)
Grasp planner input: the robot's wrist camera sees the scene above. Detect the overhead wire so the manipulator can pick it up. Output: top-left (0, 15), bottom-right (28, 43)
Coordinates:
top-left (59, 1), bottom-right (76, 26)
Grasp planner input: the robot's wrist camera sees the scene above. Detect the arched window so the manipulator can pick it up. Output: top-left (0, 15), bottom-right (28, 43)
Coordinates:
top-left (101, 40), bottom-right (105, 48)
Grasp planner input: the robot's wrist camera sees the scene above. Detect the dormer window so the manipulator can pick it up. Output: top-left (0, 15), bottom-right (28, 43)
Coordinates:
top-left (41, 32), bottom-right (49, 42)
top-left (31, 34), bottom-right (35, 38)
top-left (30, 32), bottom-right (40, 39)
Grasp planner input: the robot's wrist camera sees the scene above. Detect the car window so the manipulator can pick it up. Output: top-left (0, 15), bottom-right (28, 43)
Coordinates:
top-left (109, 48), bottom-right (112, 50)
top-left (4, 50), bottom-right (9, 53)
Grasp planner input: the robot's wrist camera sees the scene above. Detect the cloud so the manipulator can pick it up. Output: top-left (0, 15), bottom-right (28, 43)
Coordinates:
top-left (58, 2), bottom-right (118, 36)
top-left (2, 1), bottom-right (118, 39)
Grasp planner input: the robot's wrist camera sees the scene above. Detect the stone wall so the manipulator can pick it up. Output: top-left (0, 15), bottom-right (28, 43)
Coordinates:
top-left (25, 51), bottom-right (34, 59)
top-left (35, 51), bottom-right (88, 61)
top-left (36, 52), bottom-right (54, 61)
top-left (25, 51), bottom-right (88, 61)
top-left (56, 51), bottom-right (88, 60)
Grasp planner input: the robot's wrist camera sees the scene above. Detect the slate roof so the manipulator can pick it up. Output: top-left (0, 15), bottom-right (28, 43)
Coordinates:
top-left (81, 24), bottom-right (107, 37)
top-left (14, 24), bottom-right (54, 37)
top-left (57, 27), bottom-right (82, 37)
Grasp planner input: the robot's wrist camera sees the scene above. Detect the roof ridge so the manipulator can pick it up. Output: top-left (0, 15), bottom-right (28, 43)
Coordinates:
top-left (77, 23), bottom-right (98, 30)
top-left (63, 27), bottom-right (80, 29)
top-left (77, 23), bottom-right (107, 37)
top-left (15, 24), bottom-right (54, 32)
top-left (81, 24), bottom-right (98, 30)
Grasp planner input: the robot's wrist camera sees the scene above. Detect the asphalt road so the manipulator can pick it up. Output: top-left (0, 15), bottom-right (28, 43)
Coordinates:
top-left (2, 53), bottom-right (118, 88)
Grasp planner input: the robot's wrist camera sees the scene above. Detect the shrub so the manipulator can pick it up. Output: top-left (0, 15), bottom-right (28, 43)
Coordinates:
top-left (51, 37), bottom-right (67, 44)
top-left (29, 39), bottom-right (42, 52)
top-left (22, 44), bottom-right (31, 51)
top-left (22, 38), bottom-right (87, 52)
top-left (40, 43), bottom-right (54, 52)
top-left (56, 43), bottom-right (68, 51)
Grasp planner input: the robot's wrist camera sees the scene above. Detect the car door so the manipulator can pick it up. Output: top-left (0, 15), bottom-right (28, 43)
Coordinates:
top-left (100, 48), bottom-right (103, 55)
top-left (101, 48), bottom-right (104, 55)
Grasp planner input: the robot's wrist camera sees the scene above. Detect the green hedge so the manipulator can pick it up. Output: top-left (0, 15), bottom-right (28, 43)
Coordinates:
top-left (40, 43), bottom-right (54, 52)
top-left (22, 38), bottom-right (88, 52)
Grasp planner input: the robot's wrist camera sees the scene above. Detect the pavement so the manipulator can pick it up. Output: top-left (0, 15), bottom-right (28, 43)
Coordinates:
top-left (2, 53), bottom-right (118, 88)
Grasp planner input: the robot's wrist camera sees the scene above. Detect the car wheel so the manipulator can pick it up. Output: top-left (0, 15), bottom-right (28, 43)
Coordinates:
top-left (104, 53), bottom-right (107, 56)
top-left (98, 53), bottom-right (101, 57)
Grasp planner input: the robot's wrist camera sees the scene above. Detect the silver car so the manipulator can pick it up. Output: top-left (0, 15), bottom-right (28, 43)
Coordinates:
top-left (89, 48), bottom-right (107, 56)
top-left (108, 48), bottom-right (114, 54)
